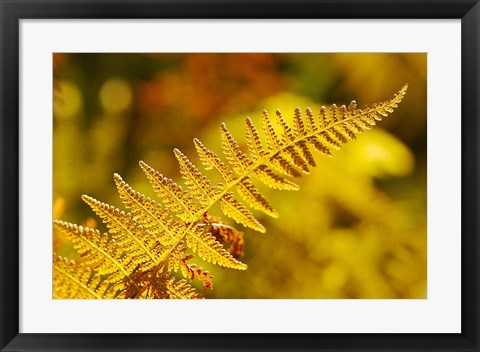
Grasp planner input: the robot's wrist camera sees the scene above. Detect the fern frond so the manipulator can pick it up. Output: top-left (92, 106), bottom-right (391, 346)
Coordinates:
top-left (304, 107), bottom-right (318, 133)
top-left (319, 105), bottom-right (329, 128)
top-left (275, 109), bottom-right (294, 143)
top-left (293, 107), bottom-right (305, 137)
top-left (220, 123), bottom-right (253, 175)
top-left (220, 192), bottom-right (266, 233)
top-left (53, 220), bottom-right (137, 282)
top-left (269, 154), bottom-right (303, 177)
top-left (81, 195), bottom-right (160, 269)
top-left (186, 263), bottom-right (214, 290)
top-left (281, 145), bottom-right (311, 174)
top-left (120, 265), bottom-right (170, 298)
top-left (185, 226), bottom-right (247, 270)
top-left (194, 138), bottom-right (277, 218)
top-left (245, 117), bottom-right (267, 160)
top-left (167, 242), bottom-right (214, 290)
top-left (262, 109), bottom-right (281, 152)
top-left (306, 135), bottom-right (333, 157)
top-left (194, 138), bottom-right (235, 184)
top-left (253, 164), bottom-right (300, 191)
top-left (206, 218), bottom-right (245, 258)
top-left (236, 178), bottom-right (278, 218)
top-left (174, 149), bottom-right (217, 206)
top-left (139, 160), bottom-right (198, 222)
top-left (167, 278), bottom-right (203, 299)
top-left (114, 174), bottom-right (185, 246)
top-left (53, 255), bottom-right (121, 299)
top-left (189, 84), bottom-right (408, 235)
top-left (297, 140), bottom-right (316, 167)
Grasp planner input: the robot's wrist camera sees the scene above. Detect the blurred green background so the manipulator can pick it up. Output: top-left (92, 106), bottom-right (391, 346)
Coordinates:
top-left (53, 53), bottom-right (427, 298)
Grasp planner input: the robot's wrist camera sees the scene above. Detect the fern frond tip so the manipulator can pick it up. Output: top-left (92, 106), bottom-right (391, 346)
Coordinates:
top-left (397, 83), bottom-right (409, 98)
top-left (113, 173), bottom-right (123, 183)
top-left (139, 160), bottom-right (155, 177)
top-left (81, 194), bottom-right (94, 204)
top-left (173, 148), bottom-right (183, 158)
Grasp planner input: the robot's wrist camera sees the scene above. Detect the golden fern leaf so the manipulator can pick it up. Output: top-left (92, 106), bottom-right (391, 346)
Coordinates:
top-left (253, 164), bottom-right (300, 191)
top-left (319, 105), bottom-right (329, 128)
top-left (304, 107), bottom-right (318, 133)
top-left (179, 83), bottom-right (408, 236)
top-left (53, 220), bottom-right (138, 283)
top-left (282, 145), bottom-right (311, 174)
top-left (114, 174), bottom-right (185, 246)
top-left (306, 135), bottom-right (333, 157)
top-left (53, 255), bottom-right (121, 299)
top-left (236, 178), bottom-right (278, 218)
top-left (275, 109), bottom-right (294, 143)
top-left (245, 117), bottom-right (267, 160)
top-left (297, 140), bottom-right (316, 167)
top-left (186, 263), bottom-right (214, 290)
top-left (167, 242), bottom-right (214, 290)
top-left (137, 84), bottom-right (407, 280)
top-left (139, 160), bottom-right (199, 222)
top-left (121, 264), bottom-right (171, 299)
top-left (194, 136), bottom-right (277, 218)
top-left (167, 278), bottom-right (203, 299)
top-left (185, 226), bottom-right (247, 270)
top-left (81, 195), bottom-right (160, 269)
top-left (207, 218), bottom-right (245, 258)
top-left (174, 143), bottom-right (268, 232)
top-left (194, 138), bottom-right (235, 184)
top-left (174, 149), bottom-right (217, 206)
top-left (269, 154), bottom-right (303, 177)
top-left (262, 109), bottom-right (282, 152)
top-left (292, 107), bottom-right (305, 137)
top-left (220, 192), bottom-right (266, 233)
top-left (220, 123), bottom-right (253, 175)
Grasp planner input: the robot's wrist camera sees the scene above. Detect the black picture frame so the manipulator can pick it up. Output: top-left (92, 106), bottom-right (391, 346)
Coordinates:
top-left (1, 1), bottom-right (478, 351)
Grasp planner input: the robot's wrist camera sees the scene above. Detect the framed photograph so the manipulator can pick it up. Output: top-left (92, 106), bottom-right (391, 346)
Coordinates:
top-left (1, 0), bottom-right (478, 351)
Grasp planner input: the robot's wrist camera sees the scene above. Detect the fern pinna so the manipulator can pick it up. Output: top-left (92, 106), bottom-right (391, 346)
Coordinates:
top-left (53, 84), bottom-right (408, 299)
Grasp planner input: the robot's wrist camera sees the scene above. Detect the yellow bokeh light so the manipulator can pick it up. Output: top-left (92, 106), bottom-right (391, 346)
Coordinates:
top-left (99, 78), bottom-right (132, 114)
